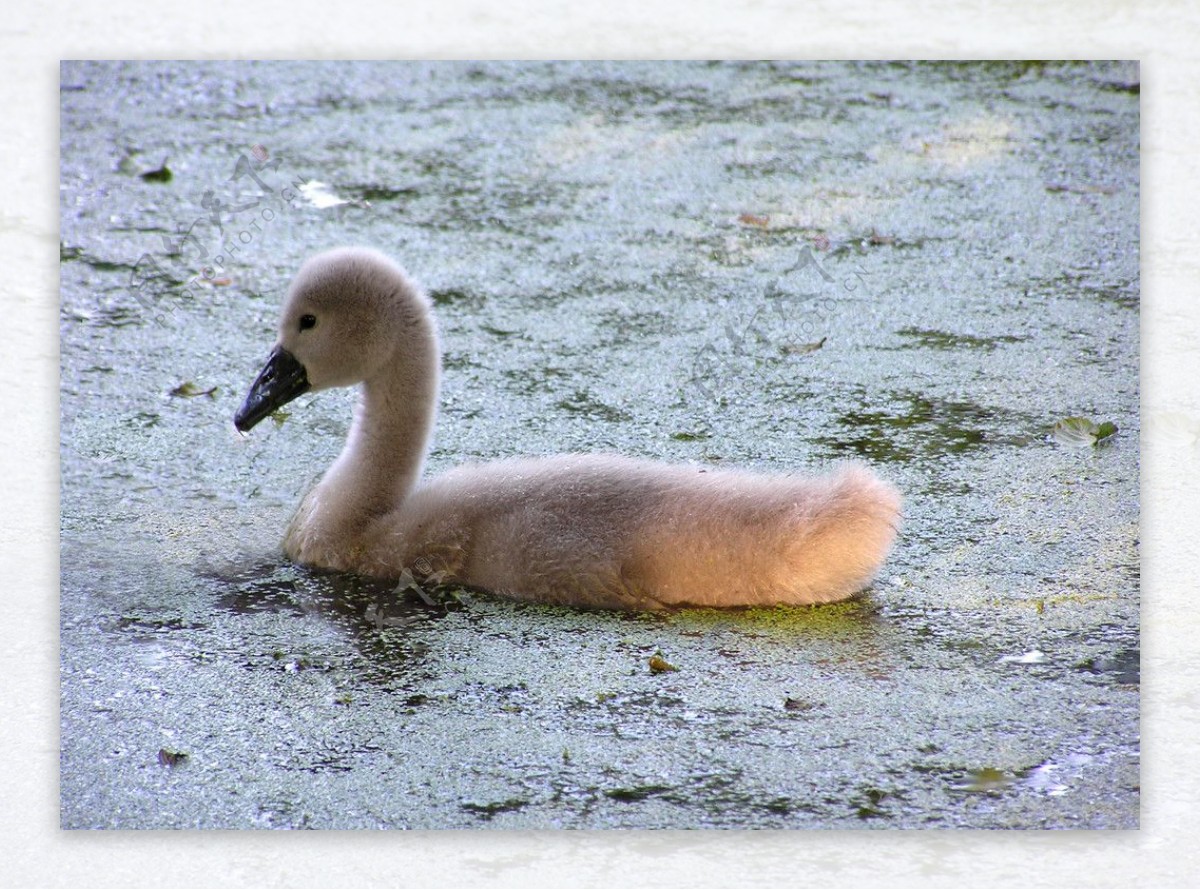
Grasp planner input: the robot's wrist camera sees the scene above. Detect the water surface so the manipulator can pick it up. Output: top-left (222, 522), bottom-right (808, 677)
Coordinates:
top-left (60, 60), bottom-right (1139, 829)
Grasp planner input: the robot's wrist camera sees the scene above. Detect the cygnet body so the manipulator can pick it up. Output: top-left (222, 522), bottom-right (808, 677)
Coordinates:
top-left (235, 247), bottom-right (901, 610)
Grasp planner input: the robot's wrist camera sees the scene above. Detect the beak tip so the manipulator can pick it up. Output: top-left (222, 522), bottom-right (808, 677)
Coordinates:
top-left (234, 346), bottom-right (310, 436)
top-left (232, 404), bottom-right (256, 433)
top-left (233, 401), bottom-right (270, 434)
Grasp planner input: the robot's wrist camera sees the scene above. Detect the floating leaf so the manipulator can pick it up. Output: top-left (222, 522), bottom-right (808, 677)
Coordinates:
top-left (648, 652), bottom-right (678, 674)
top-left (784, 697), bottom-right (818, 712)
top-left (1052, 416), bottom-right (1118, 448)
top-left (738, 213), bottom-right (770, 227)
top-left (140, 160), bottom-right (173, 183)
top-left (953, 767), bottom-right (1012, 793)
top-left (169, 381), bottom-right (217, 399)
top-left (782, 337), bottom-right (827, 355)
top-left (157, 747), bottom-right (188, 767)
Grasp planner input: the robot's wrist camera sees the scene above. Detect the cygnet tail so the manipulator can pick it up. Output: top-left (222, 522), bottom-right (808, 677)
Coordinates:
top-left (780, 464), bottom-right (902, 604)
top-left (629, 461), bottom-right (901, 608)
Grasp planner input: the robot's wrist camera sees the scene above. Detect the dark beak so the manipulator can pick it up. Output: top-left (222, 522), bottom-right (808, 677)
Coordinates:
top-left (234, 346), bottom-right (311, 432)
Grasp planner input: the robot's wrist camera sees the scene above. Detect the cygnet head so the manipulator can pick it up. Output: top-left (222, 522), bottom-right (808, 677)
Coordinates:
top-left (234, 247), bottom-right (433, 432)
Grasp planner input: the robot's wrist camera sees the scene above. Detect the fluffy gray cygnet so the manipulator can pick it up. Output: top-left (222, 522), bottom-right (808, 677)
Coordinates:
top-left (235, 247), bottom-right (902, 610)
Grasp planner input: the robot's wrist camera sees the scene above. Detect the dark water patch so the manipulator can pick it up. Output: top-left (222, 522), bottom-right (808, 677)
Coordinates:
top-left (499, 364), bottom-right (571, 397)
top-left (605, 783), bottom-right (673, 802)
top-left (408, 147), bottom-right (474, 181)
top-left (556, 389), bottom-right (632, 423)
top-left (354, 184), bottom-right (420, 203)
top-left (1075, 647), bottom-right (1139, 686)
top-left (448, 680), bottom-right (532, 714)
top-left (461, 797), bottom-right (530, 819)
top-left (512, 75), bottom-right (715, 125)
top-left (1097, 79), bottom-right (1140, 95)
top-left (825, 231), bottom-right (930, 258)
top-left (1063, 120), bottom-right (1128, 145)
top-left (852, 785), bottom-right (904, 819)
top-left (204, 561), bottom-right (456, 686)
top-left (724, 152), bottom-right (823, 180)
top-left (594, 306), bottom-right (676, 342)
top-left (478, 323), bottom-right (523, 340)
top-left (816, 390), bottom-right (1040, 463)
top-left (60, 246), bottom-right (138, 274)
top-left (116, 613), bottom-right (206, 633)
top-left (310, 93), bottom-right (369, 113)
top-left (275, 741), bottom-right (386, 775)
top-left (891, 326), bottom-right (1027, 351)
top-left (429, 287), bottom-right (487, 311)
top-left (887, 60), bottom-right (1059, 83)
top-left (1024, 273), bottom-right (1139, 310)
top-left (208, 562), bottom-right (311, 617)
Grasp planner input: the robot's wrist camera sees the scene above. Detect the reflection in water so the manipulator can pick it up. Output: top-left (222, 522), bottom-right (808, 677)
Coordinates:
top-left (1024, 751), bottom-right (1097, 797)
top-left (205, 559), bottom-right (464, 688)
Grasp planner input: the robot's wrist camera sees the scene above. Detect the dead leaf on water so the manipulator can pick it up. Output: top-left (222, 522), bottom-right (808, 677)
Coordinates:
top-left (169, 381), bottom-right (218, 398)
top-left (784, 697), bottom-right (819, 712)
top-left (649, 652), bottom-right (678, 674)
top-left (1052, 416), bottom-right (1118, 448)
top-left (782, 337), bottom-right (826, 356)
top-left (140, 160), bottom-right (173, 183)
top-left (157, 747), bottom-right (188, 767)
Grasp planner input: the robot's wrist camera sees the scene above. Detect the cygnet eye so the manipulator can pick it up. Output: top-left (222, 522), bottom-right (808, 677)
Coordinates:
top-left (299, 314), bottom-right (317, 331)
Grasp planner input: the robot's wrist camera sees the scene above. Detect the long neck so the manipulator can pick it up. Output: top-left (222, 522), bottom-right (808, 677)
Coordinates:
top-left (320, 321), bottom-right (440, 521)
